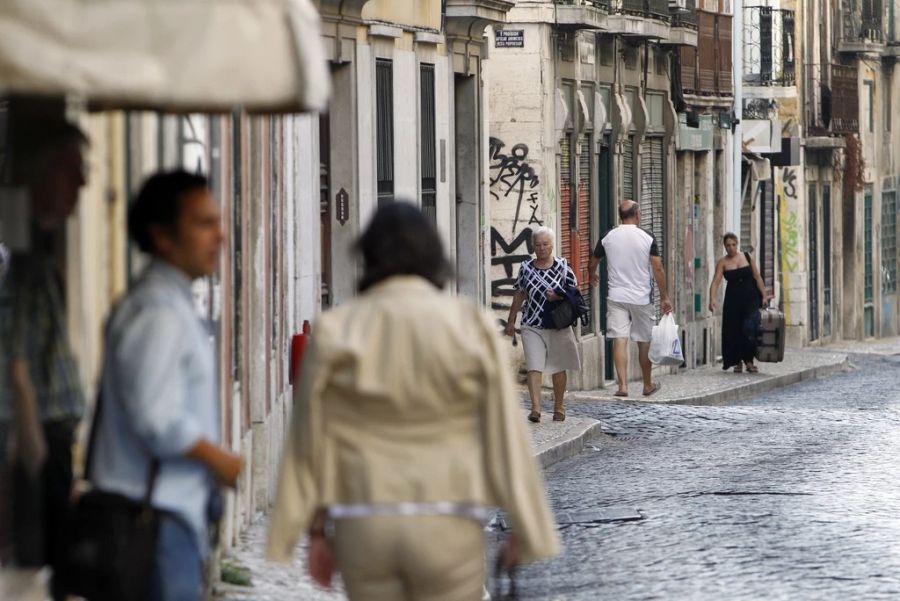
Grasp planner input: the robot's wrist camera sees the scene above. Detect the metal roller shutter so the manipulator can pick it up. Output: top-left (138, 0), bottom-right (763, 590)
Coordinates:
top-left (641, 137), bottom-right (665, 310)
top-left (577, 135), bottom-right (592, 333)
top-left (623, 136), bottom-right (634, 200)
top-left (560, 135), bottom-right (573, 263)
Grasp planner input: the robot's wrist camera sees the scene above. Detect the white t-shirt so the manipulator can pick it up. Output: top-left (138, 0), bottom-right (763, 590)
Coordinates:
top-left (594, 224), bottom-right (659, 305)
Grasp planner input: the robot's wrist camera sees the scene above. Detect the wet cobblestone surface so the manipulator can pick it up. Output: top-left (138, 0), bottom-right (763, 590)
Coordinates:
top-left (504, 351), bottom-right (900, 600)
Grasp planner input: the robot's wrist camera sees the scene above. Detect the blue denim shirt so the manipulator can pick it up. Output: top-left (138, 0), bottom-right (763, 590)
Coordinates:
top-left (90, 260), bottom-right (219, 554)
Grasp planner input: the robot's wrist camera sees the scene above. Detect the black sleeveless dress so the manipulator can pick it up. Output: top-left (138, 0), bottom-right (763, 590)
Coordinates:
top-left (722, 253), bottom-right (761, 369)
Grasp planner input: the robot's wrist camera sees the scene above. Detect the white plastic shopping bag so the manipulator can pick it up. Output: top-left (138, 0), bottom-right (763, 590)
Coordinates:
top-left (649, 313), bottom-right (684, 366)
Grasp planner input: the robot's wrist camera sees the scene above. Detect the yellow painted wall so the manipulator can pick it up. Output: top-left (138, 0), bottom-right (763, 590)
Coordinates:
top-left (362, 0), bottom-right (441, 30)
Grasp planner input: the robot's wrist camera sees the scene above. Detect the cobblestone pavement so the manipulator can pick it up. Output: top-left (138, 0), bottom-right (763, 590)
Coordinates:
top-left (214, 344), bottom-right (854, 600)
top-left (500, 348), bottom-right (900, 599)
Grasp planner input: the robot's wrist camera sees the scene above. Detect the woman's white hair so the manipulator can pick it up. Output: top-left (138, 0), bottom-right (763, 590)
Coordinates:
top-left (531, 226), bottom-right (555, 245)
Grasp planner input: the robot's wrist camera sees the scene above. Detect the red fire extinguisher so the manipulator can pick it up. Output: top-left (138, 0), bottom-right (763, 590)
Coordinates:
top-left (289, 320), bottom-right (312, 385)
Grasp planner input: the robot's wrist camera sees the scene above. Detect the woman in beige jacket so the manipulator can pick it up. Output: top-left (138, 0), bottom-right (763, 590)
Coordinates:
top-left (267, 202), bottom-right (560, 600)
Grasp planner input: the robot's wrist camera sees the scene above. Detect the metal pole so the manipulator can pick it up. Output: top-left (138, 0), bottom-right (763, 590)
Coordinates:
top-left (733, 0), bottom-right (743, 234)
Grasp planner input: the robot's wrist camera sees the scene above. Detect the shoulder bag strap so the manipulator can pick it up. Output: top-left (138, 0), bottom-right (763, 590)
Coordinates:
top-left (85, 389), bottom-right (161, 507)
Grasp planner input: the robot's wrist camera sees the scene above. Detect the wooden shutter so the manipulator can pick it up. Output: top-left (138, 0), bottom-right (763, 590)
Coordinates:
top-left (680, 46), bottom-right (698, 95)
top-left (698, 11), bottom-right (717, 95)
top-left (717, 14), bottom-right (733, 96)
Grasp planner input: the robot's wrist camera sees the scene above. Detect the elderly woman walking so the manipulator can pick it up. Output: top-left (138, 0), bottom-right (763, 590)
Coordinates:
top-left (267, 202), bottom-right (559, 601)
top-left (505, 226), bottom-right (581, 423)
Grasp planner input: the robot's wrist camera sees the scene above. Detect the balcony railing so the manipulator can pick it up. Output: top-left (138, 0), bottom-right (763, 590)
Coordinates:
top-left (671, 0), bottom-right (698, 29)
top-left (557, 0), bottom-right (611, 9)
top-left (614, 0), bottom-right (670, 22)
top-left (831, 63), bottom-right (859, 133)
top-left (840, 0), bottom-right (884, 45)
top-left (743, 6), bottom-right (795, 86)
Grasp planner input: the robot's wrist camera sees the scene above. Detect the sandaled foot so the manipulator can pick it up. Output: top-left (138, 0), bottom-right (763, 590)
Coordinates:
top-left (643, 382), bottom-right (662, 397)
top-left (613, 390), bottom-right (629, 397)
top-left (528, 411), bottom-right (541, 423)
top-left (553, 410), bottom-right (566, 421)
top-left (733, 365), bottom-right (743, 373)
top-left (746, 363), bottom-right (759, 373)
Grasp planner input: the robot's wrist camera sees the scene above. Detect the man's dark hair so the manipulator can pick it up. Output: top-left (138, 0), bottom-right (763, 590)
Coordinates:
top-left (12, 118), bottom-right (89, 182)
top-left (723, 232), bottom-right (738, 245)
top-left (356, 201), bottom-right (452, 292)
top-left (619, 201), bottom-right (639, 221)
top-left (128, 170), bottom-right (208, 254)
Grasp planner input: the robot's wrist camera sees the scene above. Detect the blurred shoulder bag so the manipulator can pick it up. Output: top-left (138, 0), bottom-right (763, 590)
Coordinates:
top-left (59, 391), bottom-right (162, 601)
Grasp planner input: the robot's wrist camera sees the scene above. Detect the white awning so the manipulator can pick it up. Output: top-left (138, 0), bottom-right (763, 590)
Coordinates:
top-left (0, 0), bottom-right (330, 113)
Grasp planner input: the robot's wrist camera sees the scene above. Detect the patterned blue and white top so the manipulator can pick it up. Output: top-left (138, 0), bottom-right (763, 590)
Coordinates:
top-left (514, 257), bottom-right (578, 328)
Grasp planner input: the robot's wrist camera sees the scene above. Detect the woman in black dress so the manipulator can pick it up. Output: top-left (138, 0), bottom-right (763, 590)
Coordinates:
top-left (709, 233), bottom-right (770, 372)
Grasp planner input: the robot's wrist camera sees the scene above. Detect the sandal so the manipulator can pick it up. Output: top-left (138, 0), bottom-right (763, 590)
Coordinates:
top-left (643, 382), bottom-right (662, 397)
top-left (746, 363), bottom-right (759, 373)
top-left (528, 411), bottom-right (541, 423)
top-left (613, 390), bottom-right (629, 397)
top-left (553, 411), bottom-right (566, 422)
top-left (733, 364), bottom-right (743, 373)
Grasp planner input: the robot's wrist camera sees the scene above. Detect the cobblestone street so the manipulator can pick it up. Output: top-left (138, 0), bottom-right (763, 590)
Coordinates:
top-left (214, 344), bottom-right (863, 600)
top-left (509, 345), bottom-right (900, 599)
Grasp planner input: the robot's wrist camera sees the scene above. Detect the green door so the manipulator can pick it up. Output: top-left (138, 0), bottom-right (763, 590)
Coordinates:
top-left (598, 136), bottom-right (614, 380)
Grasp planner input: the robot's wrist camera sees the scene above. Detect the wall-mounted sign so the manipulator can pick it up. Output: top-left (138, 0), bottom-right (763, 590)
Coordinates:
top-left (495, 29), bottom-right (524, 48)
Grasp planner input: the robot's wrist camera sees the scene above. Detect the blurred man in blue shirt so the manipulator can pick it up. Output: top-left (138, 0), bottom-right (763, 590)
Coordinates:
top-left (89, 170), bottom-right (242, 601)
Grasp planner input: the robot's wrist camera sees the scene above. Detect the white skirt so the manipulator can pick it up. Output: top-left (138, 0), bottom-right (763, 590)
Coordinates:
top-left (520, 325), bottom-right (581, 374)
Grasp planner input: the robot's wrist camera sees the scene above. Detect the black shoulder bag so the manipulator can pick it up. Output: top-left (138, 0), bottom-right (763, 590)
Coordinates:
top-left (543, 285), bottom-right (590, 330)
top-left (59, 391), bottom-right (162, 601)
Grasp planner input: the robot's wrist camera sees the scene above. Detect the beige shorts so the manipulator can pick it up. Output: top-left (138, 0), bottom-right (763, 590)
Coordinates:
top-left (606, 300), bottom-right (655, 342)
top-left (521, 325), bottom-right (581, 374)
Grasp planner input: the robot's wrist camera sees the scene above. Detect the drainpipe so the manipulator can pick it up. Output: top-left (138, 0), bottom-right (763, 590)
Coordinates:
top-left (733, 0), bottom-right (744, 233)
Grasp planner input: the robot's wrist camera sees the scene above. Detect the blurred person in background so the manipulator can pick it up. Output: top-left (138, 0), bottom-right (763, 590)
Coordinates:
top-left (88, 170), bottom-right (243, 601)
top-left (0, 118), bottom-right (88, 600)
top-left (504, 226), bottom-right (580, 423)
top-left (267, 202), bottom-right (560, 601)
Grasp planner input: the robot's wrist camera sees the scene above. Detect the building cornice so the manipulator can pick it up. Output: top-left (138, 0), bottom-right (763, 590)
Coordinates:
top-left (445, 0), bottom-right (514, 39)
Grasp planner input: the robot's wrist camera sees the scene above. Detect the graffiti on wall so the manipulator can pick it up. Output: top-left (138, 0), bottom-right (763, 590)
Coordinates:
top-left (488, 136), bottom-right (542, 317)
top-left (778, 167), bottom-right (800, 324)
top-left (489, 137), bottom-right (542, 233)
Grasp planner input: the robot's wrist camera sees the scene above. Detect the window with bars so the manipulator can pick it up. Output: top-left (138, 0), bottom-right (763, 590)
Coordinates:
top-left (882, 190), bottom-right (897, 294)
top-left (376, 59), bottom-right (394, 205)
top-left (420, 63), bottom-right (437, 225)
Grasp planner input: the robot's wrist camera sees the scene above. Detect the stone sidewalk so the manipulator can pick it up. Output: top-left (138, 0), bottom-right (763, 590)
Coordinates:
top-left (213, 344), bottom-right (857, 600)
top-left (570, 347), bottom-right (851, 406)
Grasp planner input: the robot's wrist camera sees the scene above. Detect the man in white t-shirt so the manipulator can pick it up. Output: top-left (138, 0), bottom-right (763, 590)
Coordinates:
top-left (588, 200), bottom-right (672, 397)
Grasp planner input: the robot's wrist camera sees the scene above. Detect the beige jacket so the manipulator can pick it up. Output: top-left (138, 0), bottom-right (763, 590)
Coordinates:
top-left (266, 276), bottom-right (560, 564)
